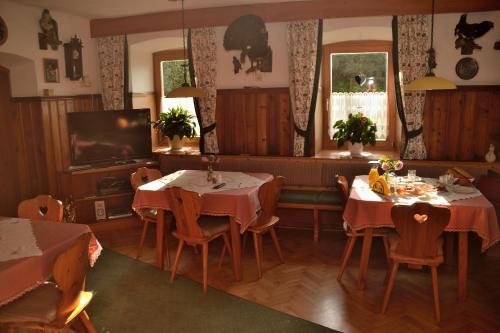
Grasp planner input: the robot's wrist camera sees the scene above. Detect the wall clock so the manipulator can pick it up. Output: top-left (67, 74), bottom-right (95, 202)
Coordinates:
top-left (64, 35), bottom-right (83, 80)
top-left (0, 16), bottom-right (8, 46)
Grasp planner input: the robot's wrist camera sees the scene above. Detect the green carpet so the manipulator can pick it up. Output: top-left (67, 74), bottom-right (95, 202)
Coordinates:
top-left (86, 250), bottom-right (338, 333)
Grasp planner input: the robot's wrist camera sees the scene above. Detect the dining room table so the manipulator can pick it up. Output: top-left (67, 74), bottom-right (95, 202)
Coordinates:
top-left (0, 217), bottom-right (102, 307)
top-left (343, 175), bottom-right (499, 302)
top-left (132, 169), bottom-right (274, 281)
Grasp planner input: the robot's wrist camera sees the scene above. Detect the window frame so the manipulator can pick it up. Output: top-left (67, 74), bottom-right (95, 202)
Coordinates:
top-left (321, 40), bottom-right (396, 151)
top-left (152, 49), bottom-right (199, 148)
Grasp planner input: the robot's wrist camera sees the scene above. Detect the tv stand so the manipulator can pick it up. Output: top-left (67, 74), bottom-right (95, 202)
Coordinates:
top-left (58, 160), bottom-right (159, 224)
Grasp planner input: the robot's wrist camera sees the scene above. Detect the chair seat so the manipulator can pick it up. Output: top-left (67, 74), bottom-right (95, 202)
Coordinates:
top-left (0, 283), bottom-right (61, 324)
top-left (343, 221), bottom-right (392, 237)
top-left (198, 215), bottom-right (230, 238)
top-left (388, 233), bottom-right (444, 265)
top-left (248, 216), bottom-right (280, 233)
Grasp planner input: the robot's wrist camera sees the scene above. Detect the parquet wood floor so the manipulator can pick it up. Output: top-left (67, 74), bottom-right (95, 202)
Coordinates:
top-left (94, 220), bottom-right (500, 333)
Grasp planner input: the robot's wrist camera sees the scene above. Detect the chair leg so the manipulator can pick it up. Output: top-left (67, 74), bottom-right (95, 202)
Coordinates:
top-left (242, 232), bottom-right (248, 257)
top-left (269, 227), bottom-right (284, 263)
top-left (202, 242), bottom-right (209, 293)
top-left (218, 233), bottom-right (233, 268)
top-left (431, 266), bottom-right (441, 322)
top-left (381, 262), bottom-right (399, 314)
top-left (136, 220), bottom-right (149, 259)
top-left (78, 310), bottom-right (97, 333)
top-left (313, 209), bottom-right (319, 242)
top-left (170, 239), bottom-right (185, 283)
top-left (192, 245), bottom-right (199, 255)
top-left (253, 232), bottom-right (263, 279)
top-left (165, 222), bottom-right (171, 270)
top-left (337, 235), bottom-right (357, 282)
top-left (382, 236), bottom-right (391, 267)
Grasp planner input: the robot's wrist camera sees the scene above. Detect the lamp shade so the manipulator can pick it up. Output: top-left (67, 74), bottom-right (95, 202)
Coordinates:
top-left (166, 86), bottom-right (206, 98)
top-left (405, 75), bottom-right (457, 91)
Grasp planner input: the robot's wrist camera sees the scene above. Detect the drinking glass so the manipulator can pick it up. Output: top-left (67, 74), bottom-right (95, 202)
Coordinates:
top-left (407, 169), bottom-right (416, 181)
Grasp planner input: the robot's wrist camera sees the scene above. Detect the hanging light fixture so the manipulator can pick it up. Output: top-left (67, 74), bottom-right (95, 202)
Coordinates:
top-left (166, 0), bottom-right (206, 98)
top-left (405, 0), bottom-right (457, 91)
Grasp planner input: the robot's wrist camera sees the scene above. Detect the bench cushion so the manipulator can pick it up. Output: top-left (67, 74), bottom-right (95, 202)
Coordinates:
top-left (279, 189), bottom-right (343, 206)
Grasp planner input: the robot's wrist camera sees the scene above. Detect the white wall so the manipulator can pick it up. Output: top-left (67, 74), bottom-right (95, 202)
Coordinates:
top-left (0, 1), bottom-right (101, 97)
top-left (127, 10), bottom-right (500, 94)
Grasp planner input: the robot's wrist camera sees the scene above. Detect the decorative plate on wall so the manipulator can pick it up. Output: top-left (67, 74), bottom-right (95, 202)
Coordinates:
top-left (455, 57), bottom-right (479, 80)
top-left (0, 16), bottom-right (7, 46)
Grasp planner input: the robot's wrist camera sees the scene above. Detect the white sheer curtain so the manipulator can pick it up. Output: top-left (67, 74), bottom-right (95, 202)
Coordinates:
top-left (328, 92), bottom-right (388, 140)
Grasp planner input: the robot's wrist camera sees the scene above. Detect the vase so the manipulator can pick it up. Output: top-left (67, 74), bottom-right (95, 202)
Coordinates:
top-left (348, 142), bottom-right (363, 157)
top-left (485, 144), bottom-right (496, 163)
top-left (169, 135), bottom-right (183, 151)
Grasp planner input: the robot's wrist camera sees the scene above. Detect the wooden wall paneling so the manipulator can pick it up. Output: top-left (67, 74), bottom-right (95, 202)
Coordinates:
top-left (445, 92), bottom-right (463, 161)
top-left (279, 92), bottom-right (293, 156)
top-left (256, 93), bottom-right (269, 155)
top-left (245, 92), bottom-right (257, 155)
top-left (461, 90), bottom-right (477, 161)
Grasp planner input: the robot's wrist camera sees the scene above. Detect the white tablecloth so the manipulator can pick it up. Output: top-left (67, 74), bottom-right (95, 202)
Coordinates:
top-left (0, 218), bottom-right (42, 262)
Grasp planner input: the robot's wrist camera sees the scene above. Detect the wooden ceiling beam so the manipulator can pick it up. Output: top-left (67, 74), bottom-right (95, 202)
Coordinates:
top-left (90, 0), bottom-right (500, 37)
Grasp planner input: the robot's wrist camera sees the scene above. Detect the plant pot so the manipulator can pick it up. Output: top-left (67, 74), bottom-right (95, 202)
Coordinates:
top-left (348, 142), bottom-right (363, 157)
top-left (169, 135), bottom-right (183, 151)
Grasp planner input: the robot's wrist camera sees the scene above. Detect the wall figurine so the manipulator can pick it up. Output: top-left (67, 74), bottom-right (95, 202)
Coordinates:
top-left (43, 58), bottom-right (59, 83)
top-left (38, 9), bottom-right (62, 50)
top-left (64, 35), bottom-right (83, 80)
top-left (224, 15), bottom-right (272, 75)
top-left (454, 14), bottom-right (494, 55)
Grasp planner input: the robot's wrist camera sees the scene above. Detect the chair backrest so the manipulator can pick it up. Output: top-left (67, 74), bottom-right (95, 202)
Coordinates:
top-left (335, 175), bottom-right (349, 206)
top-left (52, 232), bottom-right (91, 325)
top-left (391, 203), bottom-right (451, 259)
top-left (165, 187), bottom-right (205, 239)
top-left (252, 176), bottom-right (285, 228)
top-left (17, 195), bottom-right (63, 222)
top-left (130, 167), bottom-right (162, 190)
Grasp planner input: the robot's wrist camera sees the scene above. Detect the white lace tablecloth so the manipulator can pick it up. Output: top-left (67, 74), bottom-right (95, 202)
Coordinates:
top-left (0, 218), bottom-right (42, 262)
top-left (141, 170), bottom-right (266, 195)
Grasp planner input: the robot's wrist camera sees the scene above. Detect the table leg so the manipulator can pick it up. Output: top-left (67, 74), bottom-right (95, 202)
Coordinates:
top-left (357, 227), bottom-right (373, 290)
top-left (156, 209), bottom-right (165, 270)
top-left (230, 217), bottom-right (242, 281)
top-left (458, 231), bottom-right (468, 302)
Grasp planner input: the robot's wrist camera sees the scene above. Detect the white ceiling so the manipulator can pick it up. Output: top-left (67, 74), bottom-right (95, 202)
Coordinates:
top-left (11, 0), bottom-right (307, 19)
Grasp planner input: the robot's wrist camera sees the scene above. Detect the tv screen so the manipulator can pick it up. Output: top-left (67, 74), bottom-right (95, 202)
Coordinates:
top-left (67, 109), bottom-right (152, 166)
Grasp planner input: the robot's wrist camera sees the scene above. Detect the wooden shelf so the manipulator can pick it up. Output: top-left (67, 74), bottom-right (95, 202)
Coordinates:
top-left (75, 191), bottom-right (134, 202)
top-left (66, 160), bottom-right (158, 175)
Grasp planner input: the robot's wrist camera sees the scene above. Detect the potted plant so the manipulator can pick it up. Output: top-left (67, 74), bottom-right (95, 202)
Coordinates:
top-left (152, 106), bottom-right (197, 150)
top-left (332, 112), bottom-right (377, 156)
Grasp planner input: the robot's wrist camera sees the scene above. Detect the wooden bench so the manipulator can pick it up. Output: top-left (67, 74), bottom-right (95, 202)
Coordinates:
top-left (277, 185), bottom-right (344, 242)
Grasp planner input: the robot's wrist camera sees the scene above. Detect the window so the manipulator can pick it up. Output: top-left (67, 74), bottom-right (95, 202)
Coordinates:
top-left (153, 50), bottom-right (200, 146)
top-left (322, 41), bottom-right (395, 150)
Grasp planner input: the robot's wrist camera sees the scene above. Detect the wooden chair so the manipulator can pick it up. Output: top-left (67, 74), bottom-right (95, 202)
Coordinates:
top-left (17, 195), bottom-right (63, 223)
top-left (381, 203), bottom-right (451, 322)
top-left (166, 187), bottom-right (232, 293)
top-left (237, 176), bottom-right (285, 279)
top-left (130, 167), bottom-right (173, 262)
top-left (0, 233), bottom-right (97, 332)
top-left (336, 175), bottom-right (391, 282)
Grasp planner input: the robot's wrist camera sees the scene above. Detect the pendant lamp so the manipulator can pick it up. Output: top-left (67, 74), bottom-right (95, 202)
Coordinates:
top-left (405, 0), bottom-right (457, 91)
top-left (166, 0), bottom-right (206, 98)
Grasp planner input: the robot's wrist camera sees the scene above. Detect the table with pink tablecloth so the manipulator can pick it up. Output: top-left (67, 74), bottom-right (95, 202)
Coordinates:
top-left (132, 170), bottom-right (274, 280)
top-left (343, 175), bottom-right (499, 301)
top-left (0, 217), bottom-right (102, 307)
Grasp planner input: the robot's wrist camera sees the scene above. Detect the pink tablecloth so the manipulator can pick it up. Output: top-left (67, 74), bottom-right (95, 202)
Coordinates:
top-left (0, 218), bottom-right (102, 306)
top-left (343, 176), bottom-right (500, 252)
top-left (132, 170), bottom-right (273, 232)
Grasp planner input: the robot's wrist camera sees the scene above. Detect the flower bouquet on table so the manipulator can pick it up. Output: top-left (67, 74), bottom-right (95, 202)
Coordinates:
top-left (369, 156), bottom-right (403, 196)
top-left (201, 154), bottom-right (219, 182)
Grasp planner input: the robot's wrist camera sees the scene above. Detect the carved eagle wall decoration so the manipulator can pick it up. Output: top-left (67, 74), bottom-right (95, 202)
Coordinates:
top-left (454, 14), bottom-right (494, 54)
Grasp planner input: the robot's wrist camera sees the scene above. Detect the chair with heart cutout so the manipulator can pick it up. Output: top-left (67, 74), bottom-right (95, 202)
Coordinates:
top-left (18, 195), bottom-right (63, 223)
top-left (381, 202), bottom-right (451, 322)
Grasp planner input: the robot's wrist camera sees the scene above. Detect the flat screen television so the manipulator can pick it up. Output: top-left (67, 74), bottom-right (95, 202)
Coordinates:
top-left (67, 109), bottom-right (152, 166)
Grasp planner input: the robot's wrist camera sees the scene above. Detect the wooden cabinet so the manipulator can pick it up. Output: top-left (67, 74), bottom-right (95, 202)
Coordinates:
top-left (58, 161), bottom-right (158, 224)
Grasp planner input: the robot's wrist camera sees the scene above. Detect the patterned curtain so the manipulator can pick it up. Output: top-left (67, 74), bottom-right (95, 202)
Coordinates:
top-left (189, 28), bottom-right (219, 154)
top-left (287, 20), bottom-right (322, 157)
top-left (396, 15), bottom-right (430, 159)
top-left (97, 35), bottom-right (127, 111)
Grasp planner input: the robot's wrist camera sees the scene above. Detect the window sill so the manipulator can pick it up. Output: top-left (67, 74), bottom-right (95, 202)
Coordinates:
top-left (314, 149), bottom-right (399, 161)
top-left (153, 145), bottom-right (200, 155)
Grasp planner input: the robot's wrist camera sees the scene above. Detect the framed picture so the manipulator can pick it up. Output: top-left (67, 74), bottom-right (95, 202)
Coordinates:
top-left (43, 58), bottom-right (59, 83)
